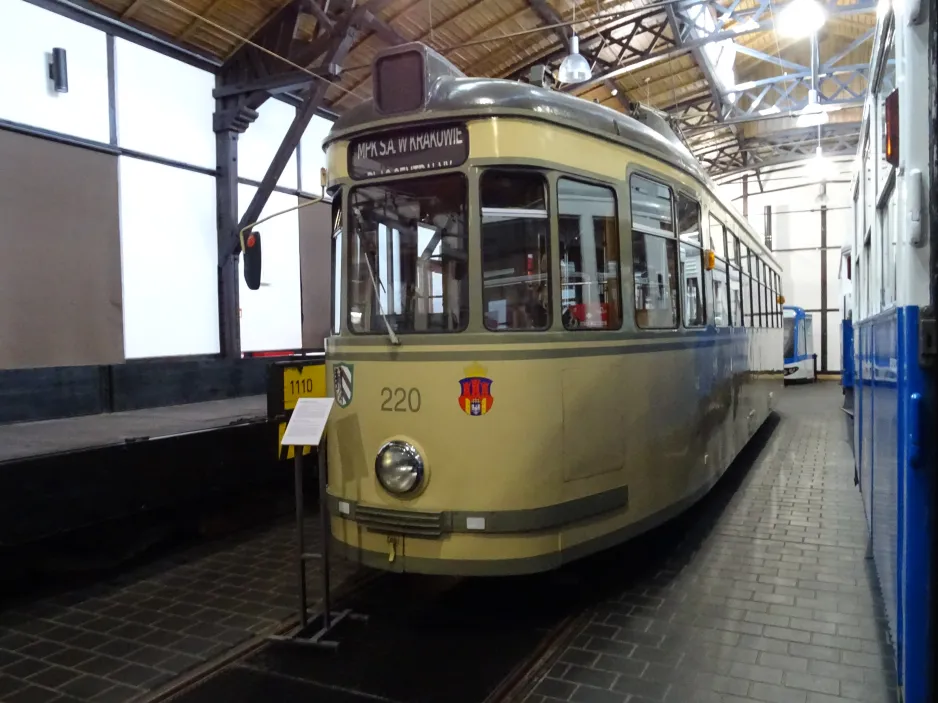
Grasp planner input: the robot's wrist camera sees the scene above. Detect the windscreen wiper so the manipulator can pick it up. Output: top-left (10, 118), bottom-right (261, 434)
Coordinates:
top-left (353, 217), bottom-right (401, 346)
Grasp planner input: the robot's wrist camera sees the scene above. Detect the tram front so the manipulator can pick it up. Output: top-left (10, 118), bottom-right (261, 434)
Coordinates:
top-left (317, 43), bottom-right (575, 575)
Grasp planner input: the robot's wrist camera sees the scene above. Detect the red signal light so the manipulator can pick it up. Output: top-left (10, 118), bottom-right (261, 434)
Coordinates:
top-left (884, 89), bottom-right (899, 167)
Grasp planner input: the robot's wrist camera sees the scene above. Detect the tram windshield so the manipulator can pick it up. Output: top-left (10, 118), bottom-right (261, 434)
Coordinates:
top-left (347, 174), bottom-right (469, 334)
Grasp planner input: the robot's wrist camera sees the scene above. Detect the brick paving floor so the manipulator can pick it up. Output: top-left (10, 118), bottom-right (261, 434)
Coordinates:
top-left (0, 518), bottom-right (357, 703)
top-left (524, 383), bottom-right (898, 703)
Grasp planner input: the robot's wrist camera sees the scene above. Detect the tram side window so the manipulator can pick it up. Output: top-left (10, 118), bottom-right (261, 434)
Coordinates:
top-left (630, 174), bottom-right (679, 329)
top-left (728, 233), bottom-right (742, 327)
top-left (558, 179), bottom-right (621, 330)
top-left (348, 174), bottom-right (469, 334)
top-left (481, 170), bottom-right (550, 331)
top-left (677, 193), bottom-right (705, 327)
top-left (708, 214), bottom-right (729, 327)
top-left (331, 196), bottom-right (343, 335)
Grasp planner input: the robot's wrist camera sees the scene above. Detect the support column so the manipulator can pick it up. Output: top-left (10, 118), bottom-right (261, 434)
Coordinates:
top-left (742, 174), bottom-right (749, 219)
top-left (764, 205), bottom-right (773, 250)
top-left (216, 127), bottom-right (241, 357)
top-left (214, 91), bottom-right (259, 358)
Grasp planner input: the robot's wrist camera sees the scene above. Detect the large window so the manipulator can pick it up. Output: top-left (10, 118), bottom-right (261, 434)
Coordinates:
top-left (558, 179), bottom-right (621, 330)
top-left (348, 174), bottom-right (469, 334)
top-left (708, 214), bottom-right (729, 327)
top-left (677, 193), bottom-right (705, 327)
top-left (481, 170), bottom-right (550, 331)
top-left (331, 196), bottom-right (343, 335)
top-left (630, 174), bottom-right (679, 329)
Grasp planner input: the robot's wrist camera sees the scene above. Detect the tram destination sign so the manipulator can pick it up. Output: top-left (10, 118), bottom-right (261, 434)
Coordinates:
top-left (348, 124), bottom-right (468, 179)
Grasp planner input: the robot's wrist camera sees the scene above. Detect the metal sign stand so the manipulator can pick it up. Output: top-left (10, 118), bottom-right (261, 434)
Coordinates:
top-left (269, 399), bottom-right (366, 650)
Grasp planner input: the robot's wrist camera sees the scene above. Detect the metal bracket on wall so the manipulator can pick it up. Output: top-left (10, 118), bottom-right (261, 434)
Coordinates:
top-left (213, 105), bottom-right (260, 134)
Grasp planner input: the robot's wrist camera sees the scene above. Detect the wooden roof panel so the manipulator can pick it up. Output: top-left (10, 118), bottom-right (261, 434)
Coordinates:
top-left (75, 0), bottom-right (875, 171)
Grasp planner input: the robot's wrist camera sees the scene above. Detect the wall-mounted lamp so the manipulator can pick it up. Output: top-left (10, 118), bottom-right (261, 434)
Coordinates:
top-left (49, 48), bottom-right (68, 93)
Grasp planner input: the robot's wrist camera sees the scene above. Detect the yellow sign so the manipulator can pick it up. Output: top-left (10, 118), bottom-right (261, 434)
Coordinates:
top-left (267, 360), bottom-right (332, 459)
top-left (276, 363), bottom-right (328, 459)
top-left (283, 364), bottom-right (327, 409)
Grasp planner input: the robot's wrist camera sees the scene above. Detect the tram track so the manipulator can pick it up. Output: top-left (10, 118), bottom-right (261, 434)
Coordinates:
top-left (137, 419), bottom-right (781, 703)
top-left (142, 564), bottom-right (598, 703)
top-left (141, 566), bottom-right (387, 703)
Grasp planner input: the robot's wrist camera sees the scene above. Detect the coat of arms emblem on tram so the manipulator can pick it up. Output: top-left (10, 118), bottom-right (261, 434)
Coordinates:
top-left (333, 363), bottom-right (354, 408)
top-left (458, 363), bottom-right (494, 416)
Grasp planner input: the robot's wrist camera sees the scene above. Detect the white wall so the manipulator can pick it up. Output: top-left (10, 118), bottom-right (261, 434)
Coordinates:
top-left (118, 157), bottom-right (219, 358)
top-left (719, 168), bottom-right (851, 371)
top-left (299, 114), bottom-right (334, 194)
top-left (113, 37), bottom-right (215, 169)
top-left (237, 186), bottom-right (303, 352)
top-left (1, 2), bottom-right (332, 359)
top-left (0, 0), bottom-right (109, 143)
top-left (239, 100), bottom-right (298, 189)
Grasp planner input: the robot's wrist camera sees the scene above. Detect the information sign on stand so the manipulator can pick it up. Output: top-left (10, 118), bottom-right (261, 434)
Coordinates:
top-left (281, 397), bottom-right (333, 447)
top-left (271, 398), bottom-right (366, 649)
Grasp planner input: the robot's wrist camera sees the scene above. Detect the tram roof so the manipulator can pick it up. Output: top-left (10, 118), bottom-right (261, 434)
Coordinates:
top-left (326, 72), bottom-right (710, 187)
top-left (324, 46), bottom-right (779, 269)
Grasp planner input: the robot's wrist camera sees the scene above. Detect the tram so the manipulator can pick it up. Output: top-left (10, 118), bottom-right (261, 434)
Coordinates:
top-left (843, 1), bottom-right (936, 700)
top-left (782, 306), bottom-right (816, 383)
top-left (249, 42), bottom-right (785, 576)
top-left (297, 42), bottom-right (786, 576)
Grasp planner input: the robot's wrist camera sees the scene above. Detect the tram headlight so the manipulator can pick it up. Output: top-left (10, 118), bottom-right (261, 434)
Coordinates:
top-left (375, 441), bottom-right (424, 494)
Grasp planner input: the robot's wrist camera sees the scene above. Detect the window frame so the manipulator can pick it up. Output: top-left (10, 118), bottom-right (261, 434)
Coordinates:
top-left (330, 190), bottom-right (344, 336)
top-left (346, 171), bottom-right (472, 336)
top-left (556, 175), bottom-right (623, 332)
top-left (628, 170), bottom-right (682, 331)
top-left (708, 212), bottom-right (731, 328)
top-left (676, 191), bottom-right (706, 329)
top-left (479, 167), bottom-right (553, 333)
top-left (739, 241), bottom-right (751, 327)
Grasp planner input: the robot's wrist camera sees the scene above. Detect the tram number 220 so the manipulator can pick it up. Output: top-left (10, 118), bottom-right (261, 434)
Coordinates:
top-left (380, 387), bottom-right (421, 412)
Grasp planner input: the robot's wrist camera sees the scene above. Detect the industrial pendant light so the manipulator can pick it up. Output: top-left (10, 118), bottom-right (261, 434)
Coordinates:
top-left (558, 35), bottom-right (591, 84)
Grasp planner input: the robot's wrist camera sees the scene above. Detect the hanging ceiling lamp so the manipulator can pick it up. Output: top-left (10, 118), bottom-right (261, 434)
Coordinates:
top-left (776, 0), bottom-right (826, 39)
top-left (557, 34), bottom-right (591, 84)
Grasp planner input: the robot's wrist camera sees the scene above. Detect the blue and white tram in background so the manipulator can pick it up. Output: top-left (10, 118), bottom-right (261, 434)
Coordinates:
top-left (843, 1), bottom-right (935, 701)
top-left (782, 306), bottom-right (816, 383)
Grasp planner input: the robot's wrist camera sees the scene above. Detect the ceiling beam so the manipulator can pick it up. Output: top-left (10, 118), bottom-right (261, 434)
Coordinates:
top-left (526, 0), bottom-right (570, 49)
top-left (540, 0), bottom-right (876, 95)
top-left (177, 0), bottom-right (232, 41)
